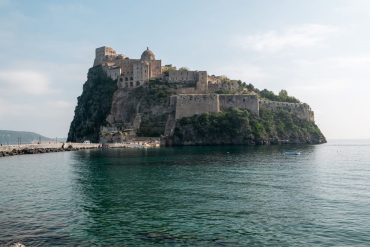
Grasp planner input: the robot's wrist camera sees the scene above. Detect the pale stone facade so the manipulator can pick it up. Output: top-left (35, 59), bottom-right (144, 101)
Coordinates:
top-left (170, 94), bottom-right (260, 120)
top-left (93, 46), bottom-right (118, 66)
top-left (171, 94), bottom-right (219, 119)
top-left (168, 70), bottom-right (208, 93)
top-left (94, 46), bottom-right (209, 91)
top-left (168, 94), bottom-right (313, 123)
top-left (219, 95), bottom-right (259, 115)
top-left (94, 46), bottom-right (162, 89)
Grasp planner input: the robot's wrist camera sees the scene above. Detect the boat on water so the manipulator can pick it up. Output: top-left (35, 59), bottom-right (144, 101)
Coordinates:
top-left (284, 151), bottom-right (301, 156)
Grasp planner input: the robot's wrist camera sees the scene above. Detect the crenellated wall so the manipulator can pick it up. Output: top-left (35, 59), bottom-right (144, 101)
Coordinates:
top-left (219, 95), bottom-right (259, 115)
top-left (169, 95), bottom-right (314, 125)
top-left (208, 80), bottom-right (240, 93)
top-left (171, 94), bottom-right (219, 119)
top-left (170, 94), bottom-right (260, 120)
top-left (259, 100), bottom-right (314, 122)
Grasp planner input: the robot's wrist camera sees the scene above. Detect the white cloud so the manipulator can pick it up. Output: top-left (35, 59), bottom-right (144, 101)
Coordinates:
top-left (233, 24), bottom-right (340, 52)
top-left (0, 69), bottom-right (52, 95)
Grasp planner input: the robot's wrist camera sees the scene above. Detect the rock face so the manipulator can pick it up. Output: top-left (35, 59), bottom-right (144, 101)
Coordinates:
top-left (170, 108), bottom-right (326, 146)
top-left (106, 82), bottom-right (173, 137)
top-left (68, 67), bottom-right (326, 146)
top-left (67, 66), bottom-right (117, 142)
top-left (8, 243), bottom-right (26, 247)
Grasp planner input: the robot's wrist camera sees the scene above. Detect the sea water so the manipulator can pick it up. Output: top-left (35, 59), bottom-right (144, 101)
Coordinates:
top-left (1, 140), bottom-right (370, 246)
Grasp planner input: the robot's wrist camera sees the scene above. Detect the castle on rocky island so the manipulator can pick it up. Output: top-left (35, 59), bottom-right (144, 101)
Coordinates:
top-left (95, 45), bottom-right (314, 120)
top-left (90, 46), bottom-right (316, 142)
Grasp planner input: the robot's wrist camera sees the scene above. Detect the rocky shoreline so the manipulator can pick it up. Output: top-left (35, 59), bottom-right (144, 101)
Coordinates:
top-left (0, 143), bottom-right (101, 157)
top-left (0, 140), bottom-right (161, 158)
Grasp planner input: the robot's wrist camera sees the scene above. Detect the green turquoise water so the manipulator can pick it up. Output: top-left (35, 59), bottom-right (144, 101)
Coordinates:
top-left (1, 141), bottom-right (370, 246)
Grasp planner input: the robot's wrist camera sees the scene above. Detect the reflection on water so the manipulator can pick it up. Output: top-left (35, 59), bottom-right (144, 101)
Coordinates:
top-left (1, 142), bottom-right (370, 246)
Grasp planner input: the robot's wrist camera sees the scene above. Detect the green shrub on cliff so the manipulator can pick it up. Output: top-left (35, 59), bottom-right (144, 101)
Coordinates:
top-left (238, 82), bottom-right (300, 103)
top-left (67, 66), bottom-right (117, 142)
top-left (173, 108), bottom-right (325, 145)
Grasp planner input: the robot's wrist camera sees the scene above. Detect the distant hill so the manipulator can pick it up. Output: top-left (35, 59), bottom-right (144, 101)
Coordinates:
top-left (0, 130), bottom-right (65, 145)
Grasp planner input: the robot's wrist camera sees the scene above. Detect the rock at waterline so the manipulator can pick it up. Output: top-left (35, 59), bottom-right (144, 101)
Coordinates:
top-left (9, 243), bottom-right (26, 247)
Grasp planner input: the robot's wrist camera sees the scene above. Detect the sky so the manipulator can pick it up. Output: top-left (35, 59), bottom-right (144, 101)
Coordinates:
top-left (0, 0), bottom-right (369, 139)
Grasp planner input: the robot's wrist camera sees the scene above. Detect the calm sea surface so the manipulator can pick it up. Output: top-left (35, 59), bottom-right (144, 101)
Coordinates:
top-left (1, 140), bottom-right (370, 246)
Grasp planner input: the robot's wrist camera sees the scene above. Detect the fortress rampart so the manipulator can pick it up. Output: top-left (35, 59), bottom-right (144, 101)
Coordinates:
top-left (168, 70), bottom-right (208, 93)
top-left (219, 95), bottom-right (259, 115)
top-left (169, 95), bottom-right (314, 124)
top-left (171, 94), bottom-right (219, 119)
top-left (170, 94), bottom-right (260, 120)
top-left (259, 100), bottom-right (314, 122)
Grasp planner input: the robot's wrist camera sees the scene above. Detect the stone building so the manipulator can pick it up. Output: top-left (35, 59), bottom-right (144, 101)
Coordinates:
top-left (94, 46), bottom-right (210, 92)
top-left (168, 70), bottom-right (208, 93)
top-left (93, 46), bottom-right (162, 89)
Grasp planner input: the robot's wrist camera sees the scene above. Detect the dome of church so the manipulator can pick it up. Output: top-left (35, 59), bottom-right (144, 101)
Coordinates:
top-left (141, 47), bottom-right (155, 61)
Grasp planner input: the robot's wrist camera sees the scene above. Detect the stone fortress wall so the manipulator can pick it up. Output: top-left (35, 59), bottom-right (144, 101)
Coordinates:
top-left (171, 94), bottom-right (260, 120)
top-left (170, 94), bottom-right (314, 122)
top-left (219, 95), bottom-right (259, 115)
top-left (168, 70), bottom-right (208, 93)
top-left (259, 100), bottom-right (315, 122)
top-left (171, 94), bottom-right (219, 120)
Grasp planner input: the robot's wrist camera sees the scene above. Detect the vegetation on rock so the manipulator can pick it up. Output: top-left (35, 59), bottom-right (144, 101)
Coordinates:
top-left (67, 66), bottom-right (117, 142)
top-left (173, 108), bottom-right (326, 145)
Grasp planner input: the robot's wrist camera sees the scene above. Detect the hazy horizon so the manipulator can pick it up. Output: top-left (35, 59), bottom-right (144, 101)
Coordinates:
top-left (1, 0), bottom-right (369, 139)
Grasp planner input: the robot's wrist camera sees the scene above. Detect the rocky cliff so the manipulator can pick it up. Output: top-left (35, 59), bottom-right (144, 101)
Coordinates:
top-left (171, 108), bottom-right (326, 145)
top-left (67, 66), bottom-right (117, 142)
top-left (68, 67), bottom-right (326, 145)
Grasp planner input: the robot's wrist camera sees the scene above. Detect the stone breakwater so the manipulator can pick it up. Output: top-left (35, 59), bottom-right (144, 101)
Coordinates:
top-left (0, 140), bottom-right (161, 158)
top-left (0, 143), bottom-right (101, 157)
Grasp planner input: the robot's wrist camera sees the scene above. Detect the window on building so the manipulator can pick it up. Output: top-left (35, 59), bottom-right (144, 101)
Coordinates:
top-left (136, 81), bottom-right (140, 86)
top-left (130, 77), bottom-right (133, 80)
top-left (125, 77), bottom-right (128, 81)
top-left (125, 82), bottom-right (128, 87)
top-left (130, 82), bottom-right (133, 87)
top-left (120, 78), bottom-right (123, 82)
